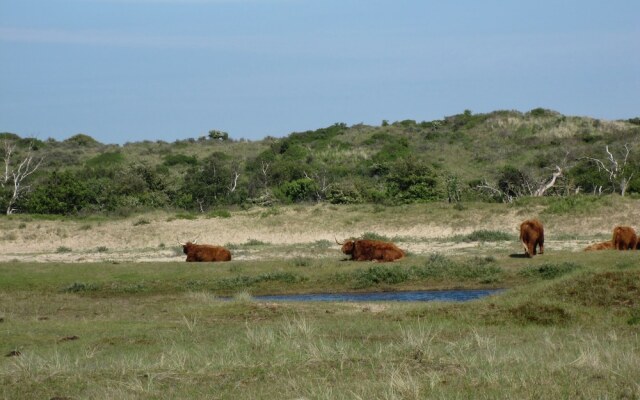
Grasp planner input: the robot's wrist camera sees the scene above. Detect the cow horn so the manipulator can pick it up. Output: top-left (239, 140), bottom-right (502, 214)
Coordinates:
top-left (176, 236), bottom-right (186, 246)
top-left (192, 235), bottom-right (200, 244)
top-left (335, 237), bottom-right (345, 245)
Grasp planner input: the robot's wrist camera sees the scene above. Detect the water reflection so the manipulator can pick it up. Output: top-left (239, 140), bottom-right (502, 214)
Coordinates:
top-left (255, 289), bottom-right (502, 303)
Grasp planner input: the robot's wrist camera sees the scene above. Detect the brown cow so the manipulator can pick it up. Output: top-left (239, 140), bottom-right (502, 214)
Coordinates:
top-left (584, 240), bottom-right (614, 251)
top-left (519, 219), bottom-right (544, 257)
top-left (179, 240), bottom-right (231, 262)
top-left (336, 238), bottom-right (405, 262)
top-left (612, 226), bottom-right (637, 250)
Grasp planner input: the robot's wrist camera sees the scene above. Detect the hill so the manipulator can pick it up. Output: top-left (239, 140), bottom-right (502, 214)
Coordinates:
top-left (1, 109), bottom-right (639, 215)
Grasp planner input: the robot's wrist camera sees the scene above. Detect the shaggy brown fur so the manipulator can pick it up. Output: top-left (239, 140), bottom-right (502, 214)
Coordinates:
top-left (338, 239), bottom-right (405, 262)
top-left (584, 240), bottom-right (614, 251)
top-left (519, 219), bottom-right (544, 257)
top-left (182, 242), bottom-right (232, 262)
top-left (612, 226), bottom-right (637, 250)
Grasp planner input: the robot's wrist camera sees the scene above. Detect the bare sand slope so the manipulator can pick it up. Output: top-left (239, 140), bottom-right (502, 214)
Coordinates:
top-left (0, 203), bottom-right (635, 262)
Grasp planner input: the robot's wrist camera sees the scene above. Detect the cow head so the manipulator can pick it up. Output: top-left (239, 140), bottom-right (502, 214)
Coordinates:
top-left (335, 237), bottom-right (355, 255)
top-left (178, 237), bottom-right (199, 254)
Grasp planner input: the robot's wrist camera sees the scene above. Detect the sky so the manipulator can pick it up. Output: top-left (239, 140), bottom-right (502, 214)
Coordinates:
top-left (1, 0), bottom-right (639, 144)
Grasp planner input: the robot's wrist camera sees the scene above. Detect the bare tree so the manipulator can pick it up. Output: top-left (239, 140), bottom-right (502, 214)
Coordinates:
top-left (584, 144), bottom-right (635, 196)
top-left (303, 168), bottom-right (332, 201)
top-left (533, 165), bottom-right (563, 197)
top-left (228, 160), bottom-right (241, 194)
top-left (2, 140), bottom-right (44, 214)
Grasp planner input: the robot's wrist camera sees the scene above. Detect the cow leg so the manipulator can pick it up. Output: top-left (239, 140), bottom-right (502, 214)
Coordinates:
top-left (538, 241), bottom-right (544, 255)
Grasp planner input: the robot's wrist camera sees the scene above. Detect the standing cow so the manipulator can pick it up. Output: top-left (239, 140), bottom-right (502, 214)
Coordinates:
top-left (336, 238), bottom-right (405, 262)
top-left (612, 226), bottom-right (637, 250)
top-left (178, 239), bottom-right (232, 262)
top-left (519, 219), bottom-right (544, 257)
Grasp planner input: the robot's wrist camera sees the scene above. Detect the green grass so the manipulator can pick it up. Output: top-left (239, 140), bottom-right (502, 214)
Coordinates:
top-left (1, 251), bottom-right (639, 399)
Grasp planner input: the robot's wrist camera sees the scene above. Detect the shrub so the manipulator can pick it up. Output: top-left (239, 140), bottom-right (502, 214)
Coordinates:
top-left (508, 302), bottom-right (571, 325)
top-left (163, 153), bottom-right (198, 166)
top-left (452, 230), bottom-right (512, 242)
top-left (519, 262), bottom-right (581, 280)
top-left (281, 178), bottom-right (318, 203)
top-left (412, 254), bottom-right (502, 280)
top-left (56, 246), bottom-right (72, 253)
top-left (353, 265), bottom-right (411, 288)
top-left (85, 152), bottom-right (124, 167)
top-left (63, 282), bottom-right (99, 293)
top-left (207, 209), bottom-right (231, 218)
top-left (361, 232), bottom-right (391, 241)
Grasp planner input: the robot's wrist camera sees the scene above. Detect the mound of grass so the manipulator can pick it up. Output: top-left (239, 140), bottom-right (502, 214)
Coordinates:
top-left (508, 301), bottom-right (572, 325)
top-left (361, 232), bottom-right (391, 241)
top-left (412, 254), bottom-right (502, 281)
top-left (519, 262), bottom-right (581, 280)
top-left (244, 239), bottom-right (269, 246)
top-left (541, 195), bottom-right (609, 215)
top-left (339, 254), bottom-right (502, 290)
top-left (551, 270), bottom-right (639, 308)
top-left (207, 209), bottom-right (232, 218)
top-left (217, 272), bottom-right (307, 289)
top-left (62, 282), bottom-right (100, 293)
top-left (451, 230), bottom-right (512, 242)
top-left (353, 265), bottom-right (411, 288)
top-left (85, 151), bottom-right (124, 167)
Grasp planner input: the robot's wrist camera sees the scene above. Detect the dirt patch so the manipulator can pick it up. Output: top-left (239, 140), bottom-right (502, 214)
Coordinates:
top-left (0, 206), bottom-right (617, 263)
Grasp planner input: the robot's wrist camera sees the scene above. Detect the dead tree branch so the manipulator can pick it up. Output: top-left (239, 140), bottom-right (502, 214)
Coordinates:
top-left (2, 140), bottom-right (44, 214)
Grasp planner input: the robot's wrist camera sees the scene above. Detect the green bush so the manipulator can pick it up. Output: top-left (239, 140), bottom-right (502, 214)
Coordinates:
top-left (207, 209), bottom-right (232, 218)
top-left (281, 178), bottom-right (317, 202)
top-left (62, 282), bottom-right (100, 293)
top-left (411, 254), bottom-right (502, 280)
top-left (353, 265), bottom-right (411, 288)
top-left (452, 230), bottom-right (512, 242)
top-left (519, 262), bottom-right (581, 280)
top-left (163, 153), bottom-right (198, 166)
top-left (85, 152), bottom-right (124, 167)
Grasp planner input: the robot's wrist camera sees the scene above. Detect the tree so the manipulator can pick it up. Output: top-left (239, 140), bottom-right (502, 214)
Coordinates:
top-left (2, 139), bottom-right (44, 214)
top-left (208, 130), bottom-right (229, 141)
top-left (584, 144), bottom-right (636, 196)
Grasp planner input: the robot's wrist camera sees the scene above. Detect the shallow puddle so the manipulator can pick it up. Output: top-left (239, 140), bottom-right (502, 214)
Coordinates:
top-left (255, 289), bottom-right (502, 302)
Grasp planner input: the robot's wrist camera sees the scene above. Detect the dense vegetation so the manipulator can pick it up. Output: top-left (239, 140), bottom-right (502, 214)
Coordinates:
top-left (2, 109), bottom-right (640, 215)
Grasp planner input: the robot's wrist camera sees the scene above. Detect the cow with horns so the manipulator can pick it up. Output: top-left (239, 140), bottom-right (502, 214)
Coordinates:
top-left (335, 238), bottom-right (405, 262)
top-left (177, 237), bottom-right (232, 262)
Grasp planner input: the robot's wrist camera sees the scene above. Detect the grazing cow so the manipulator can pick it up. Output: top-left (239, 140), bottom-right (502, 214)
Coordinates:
top-left (519, 219), bottom-right (544, 257)
top-left (584, 240), bottom-right (614, 251)
top-left (336, 238), bottom-right (405, 262)
top-left (179, 240), bottom-right (231, 262)
top-left (612, 226), bottom-right (637, 250)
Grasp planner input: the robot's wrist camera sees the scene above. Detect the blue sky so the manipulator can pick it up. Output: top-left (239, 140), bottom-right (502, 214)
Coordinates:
top-left (1, 0), bottom-right (639, 144)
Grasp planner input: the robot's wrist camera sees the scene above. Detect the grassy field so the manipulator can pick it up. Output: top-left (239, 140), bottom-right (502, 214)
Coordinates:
top-left (1, 202), bottom-right (639, 399)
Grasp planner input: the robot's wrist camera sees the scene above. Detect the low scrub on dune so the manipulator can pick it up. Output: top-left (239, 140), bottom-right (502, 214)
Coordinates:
top-left (550, 270), bottom-right (640, 308)
top-left (450, 230), bottom-right (513, 242)
top-left (341, 254), bottom-right (503, 289)
top-left (518, 262), bottom-right (582, 280)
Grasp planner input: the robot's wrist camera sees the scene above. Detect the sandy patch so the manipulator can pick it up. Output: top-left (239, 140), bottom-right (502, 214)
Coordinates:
top-left (0, 205), bottom-right (628, 262)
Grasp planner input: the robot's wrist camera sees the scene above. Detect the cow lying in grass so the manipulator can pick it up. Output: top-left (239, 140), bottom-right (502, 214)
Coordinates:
top-left (336, 238), bottom-right (405, 262)
top-left (178, 239), bottom-right (232, 262)
top-left (584, 241), bottom-right (614, 251)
